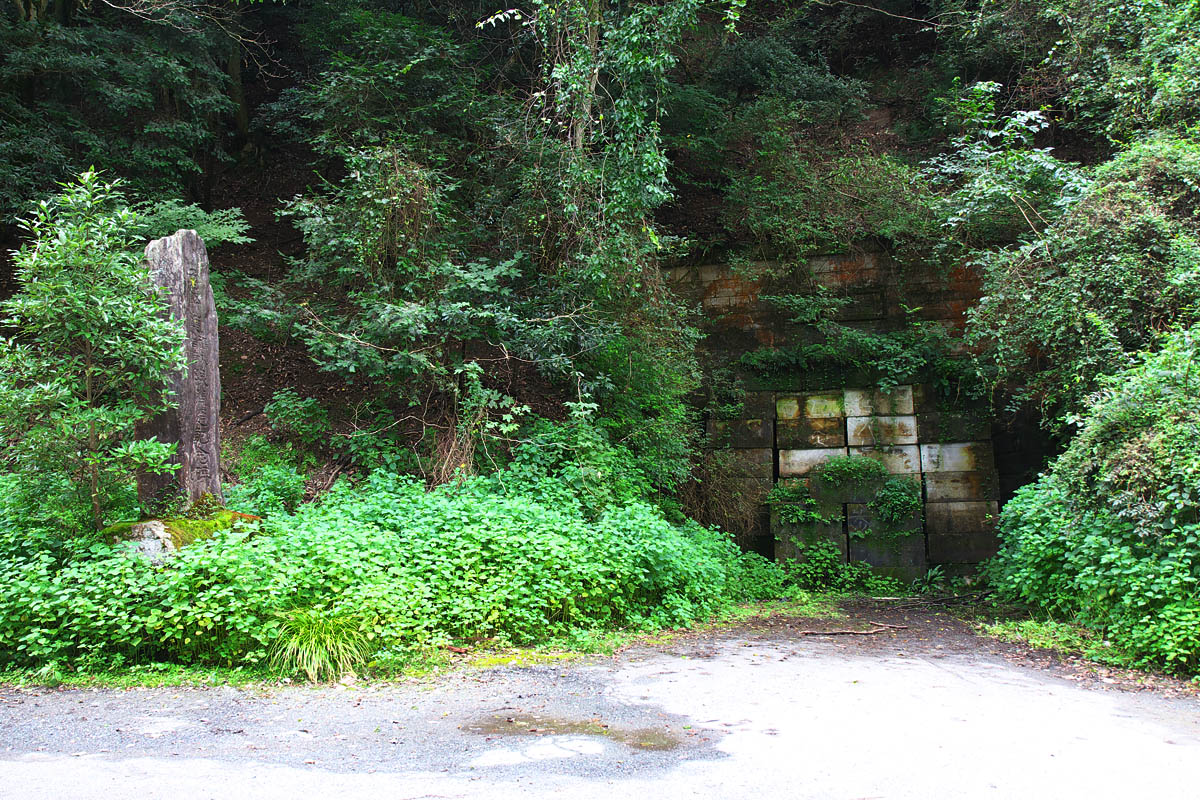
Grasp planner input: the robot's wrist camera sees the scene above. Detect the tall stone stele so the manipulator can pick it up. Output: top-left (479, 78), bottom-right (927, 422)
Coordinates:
top-left (136, 230), bottom-right (223, 512)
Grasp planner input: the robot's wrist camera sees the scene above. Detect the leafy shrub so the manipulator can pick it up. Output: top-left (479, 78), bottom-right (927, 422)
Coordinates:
top-left (782, 540), bottom-right (903, 596)
top-left (988, 327), bottom-right (1200, 673)
top-left (813, 455), bottom-right (888, 490)
top-left (869, 477), bottom-right (922, 528)
top-left (0, 434), bottom-right (789, 673)
top-left (925, 81), bottom-right (1090, 253)
top-left (264, 390), bottom-right (330, 446)
top-left (131, 200), bottom-right (253, 249)
top-left (966, 134), bottom-right (1200, 425)
top-left (0, 10), bottom-right (233, 218)
top-left (0, 172), bottom-right (184, 530)
top-left (766, 481), bottom-right (837, 526)
top-left (223, 436), bottom-right (307, 516)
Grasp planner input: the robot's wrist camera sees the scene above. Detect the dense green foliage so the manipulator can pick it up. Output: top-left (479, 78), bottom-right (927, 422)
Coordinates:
top-left (0, 1), bottom-right (234, 218)
top-left (0, 174), bottom-right (185, 531)
top-left (0, 429), bottom-right (787, 672)
top-left (4, 0), bottom-right (1200, 676)
top-left (989, 328), bottom-right (1200, 671)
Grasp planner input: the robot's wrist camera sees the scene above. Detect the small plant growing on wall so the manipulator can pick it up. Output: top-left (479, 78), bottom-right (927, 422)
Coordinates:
top-left (766, 481), bottom-right (839, 526)
top-left (811, 455), bottom-right (888, 490)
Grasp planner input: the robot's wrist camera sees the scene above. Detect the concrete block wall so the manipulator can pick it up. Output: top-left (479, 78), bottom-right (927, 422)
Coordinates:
top-left (773, 385), bottom-right (999, 578)
top-left (667, 252), bottom-right (1004, 576)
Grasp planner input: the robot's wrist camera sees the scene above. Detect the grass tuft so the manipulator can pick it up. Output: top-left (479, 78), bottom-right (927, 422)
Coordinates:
top-left (268, 608), bottom-right (370, 682)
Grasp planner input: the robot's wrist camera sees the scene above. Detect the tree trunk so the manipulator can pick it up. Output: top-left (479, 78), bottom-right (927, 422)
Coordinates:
top-left (227, 40), bottom-right (250, 138)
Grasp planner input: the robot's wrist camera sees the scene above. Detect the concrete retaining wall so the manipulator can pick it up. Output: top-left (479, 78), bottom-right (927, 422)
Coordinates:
top-left (668, 253), bottom-right (1001, 577)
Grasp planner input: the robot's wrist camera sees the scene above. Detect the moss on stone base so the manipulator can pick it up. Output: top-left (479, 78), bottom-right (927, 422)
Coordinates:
top-left (104, 509), bottom-right (259, 549)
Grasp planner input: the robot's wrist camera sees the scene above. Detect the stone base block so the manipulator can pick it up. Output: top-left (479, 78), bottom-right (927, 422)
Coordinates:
top-left (920, 442), bottom-right (995, 473)
top-left (924, 471), bottom-right (997, 502)
top-left (847, 415), bottom-right (918, 446)
top-left (848, 445), bottom-right (920, 474)
top-left (846, 503), bottom-right (926, 582)
top-left (844, 385), bottom-right (914, 416)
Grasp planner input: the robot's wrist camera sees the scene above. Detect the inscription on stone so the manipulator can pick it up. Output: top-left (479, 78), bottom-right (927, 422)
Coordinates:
top-left (136, 230), bottom-right (223, 510)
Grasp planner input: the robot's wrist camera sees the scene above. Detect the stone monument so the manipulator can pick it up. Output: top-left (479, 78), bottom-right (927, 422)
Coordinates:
top-left (136, 230), bottom-right (223, 510)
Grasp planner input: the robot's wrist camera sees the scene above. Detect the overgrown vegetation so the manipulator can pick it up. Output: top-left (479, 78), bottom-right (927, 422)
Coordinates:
top-left (3, 0), bottom-right (1200, 678)
top-left (0, 424), bottom-right (789, 674)
top-left (0, 173), bottom-right (184, 531)
top-left (988, 328), bottom-right (1200, 673)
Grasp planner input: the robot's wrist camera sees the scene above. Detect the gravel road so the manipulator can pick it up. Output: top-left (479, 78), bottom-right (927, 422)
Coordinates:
top-left (2, 604), bottom-right (1199, 799)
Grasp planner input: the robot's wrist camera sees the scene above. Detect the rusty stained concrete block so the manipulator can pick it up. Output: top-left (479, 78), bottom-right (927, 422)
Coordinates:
top-left (779, 447), bottom-right (848, 477)
top-left (925, 501), bottom-right (998, 536)
top-left (742, 391), bottom-right (776, 419)
top-left (777, 393), bottom-right (844, 422)
top-left (924, 471), bottom-right (997, 502)
top-left (910, 384), bottom-right (939, 414)
top-left (706, 418), bottom-right (775, 449)
top-left (663, 265), bottom-right (695, 285)
top-left (808, 252), bottom-right (883, 289)
top-left (848, 445), bottom-right (920, 474)
top-left (920, 442), bottom-right (995, 473)
top-left (776, 391), bottom-right (845, 420)
top-left (844, 385), bottom-right (914, 417)
top-left (846, 415), bottom-right (918, 446)
top-left (777, 417), bottom-right (846, 449)
top-left (928, 530), bottom-right (999, 564)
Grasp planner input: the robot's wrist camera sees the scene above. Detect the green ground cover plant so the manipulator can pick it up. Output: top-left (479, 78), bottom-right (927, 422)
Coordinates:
top-left (0, 423), bottom-right (791, 678)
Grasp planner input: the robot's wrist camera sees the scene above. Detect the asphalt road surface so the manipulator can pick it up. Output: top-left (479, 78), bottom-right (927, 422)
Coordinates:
top-left (2, 604), bottom-right (1198, 799)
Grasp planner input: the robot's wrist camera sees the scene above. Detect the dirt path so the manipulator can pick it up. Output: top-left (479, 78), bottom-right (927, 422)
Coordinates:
top-left (2, 603), bottom-right (1199, 799)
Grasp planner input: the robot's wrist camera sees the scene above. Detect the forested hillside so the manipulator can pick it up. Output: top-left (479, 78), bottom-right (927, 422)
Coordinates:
top-left (2, 0), bottom-right (1199, 678)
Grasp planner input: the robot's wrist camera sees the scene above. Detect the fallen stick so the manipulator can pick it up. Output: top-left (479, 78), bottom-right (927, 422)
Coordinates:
top-left (867, 621), bottom-right (909, 630)
top-left (793, 627), bottom-right (891, 636)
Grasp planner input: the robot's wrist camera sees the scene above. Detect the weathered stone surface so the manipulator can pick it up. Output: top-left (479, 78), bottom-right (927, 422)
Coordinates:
top-left (777, 417), bottom-right (846, 449)
top-left (741, 391), bottom-right (776, 419)
top-left (779, 447), bottom-right (848, 477)
top-left (846, 503), bottom-right (926, 582)
top-left (136, 230), bottom-right (223, 510)
top-left (844, 385), bottom-right (915, 417)
top-left (846, 415), bottom-right (918, 446)
top-left (926, 501), bottom-right (999, 563)
top-left (706, 418), bottom-right (774, 449)
top-left (910, 384), bottom-right (939, 414)
top-left (848, 445), bottom-right (920, 474)
top-left (916, 412), bottom-right (990, 442)
top-left (919, 442), bottom-right (994, 473)
top-left (924, 471), bottom-right (997, 502)
top-left (925, 500), bottom-right (998, 534)
top-left (129, 520), bottom-right (174, 564)
top-left (776, 391), bottom-right (846, 420)
top-left (804, 392), bottom-right (846, 418)
top-left (928, 529), bottom-right (999, 564)
top-left (809, 252), bottom-right (883, 289)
